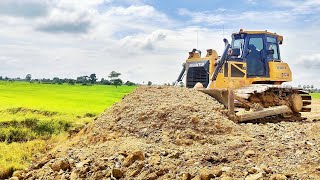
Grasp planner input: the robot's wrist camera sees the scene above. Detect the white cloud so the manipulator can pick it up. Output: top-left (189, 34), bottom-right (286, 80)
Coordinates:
top-left (119, 30), bottom-right (167, 52)
top-left (0, 0), bottom-right (319, 87)
top-left (178, 9), bottom-right (224, 25)
top-left (269, 0), bottom-right (320, 14)
top-left (57, 0), bottom-right (110, 8)
top-left (107, 5), bottom-right (164, 18)
top-left (298, 54), bottom-right (320, 69)
top-left (35, 5), bottom-right (94, 33)
top-left (178, 8), bottom-right (295, 28)
top-left (0, 1), bottom-right (177, 83)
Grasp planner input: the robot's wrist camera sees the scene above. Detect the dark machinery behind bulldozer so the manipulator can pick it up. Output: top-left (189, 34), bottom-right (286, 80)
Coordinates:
top-left (176, 29), bottom-right (312, 122)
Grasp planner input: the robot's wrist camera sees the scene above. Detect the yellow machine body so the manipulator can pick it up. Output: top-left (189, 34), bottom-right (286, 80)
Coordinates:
top-left (187, 52), bottom-right (292, 89)
top-left (177, 30), bottom-right (311, 122)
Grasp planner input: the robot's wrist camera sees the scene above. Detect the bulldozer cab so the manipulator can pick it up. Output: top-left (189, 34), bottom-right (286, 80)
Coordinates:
top-left (231, 31), bottom-right (282, 78)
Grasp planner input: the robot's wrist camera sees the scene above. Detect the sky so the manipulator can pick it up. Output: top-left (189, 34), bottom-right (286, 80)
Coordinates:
top-left (0, 0), bottom-right (320, 87)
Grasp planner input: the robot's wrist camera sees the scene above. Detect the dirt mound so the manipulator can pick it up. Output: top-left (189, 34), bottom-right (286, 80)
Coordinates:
top-left (14, 86), bottom-right (320, 179)
top-left (90, 86), bottom-right (237, 145)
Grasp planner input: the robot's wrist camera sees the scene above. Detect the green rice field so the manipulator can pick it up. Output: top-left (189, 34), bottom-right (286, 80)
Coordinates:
top-left (0, 81), bottom-right (136, 178)
top-left (311, 93), bottom-right (320, 99)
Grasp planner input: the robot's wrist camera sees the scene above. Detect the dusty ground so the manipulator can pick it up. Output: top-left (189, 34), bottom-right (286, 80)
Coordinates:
top-left (11, 87), bottom-right (320, 180)
top-left (303, 99), bottom-right (320, 120)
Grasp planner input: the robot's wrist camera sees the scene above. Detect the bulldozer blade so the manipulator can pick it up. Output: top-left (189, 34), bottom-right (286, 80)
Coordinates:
top-left (198, 89), bottom-right (229, 107)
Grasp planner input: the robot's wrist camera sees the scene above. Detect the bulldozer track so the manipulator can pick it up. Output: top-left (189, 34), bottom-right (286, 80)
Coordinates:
top-left (234, 85), bottom-right (312, 121)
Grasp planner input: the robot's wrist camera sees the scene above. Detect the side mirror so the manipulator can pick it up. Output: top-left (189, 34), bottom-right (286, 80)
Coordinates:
top-left (231, 48), bottom-right (240, 56)
top-left (267, 49), bottom-right (274, 55)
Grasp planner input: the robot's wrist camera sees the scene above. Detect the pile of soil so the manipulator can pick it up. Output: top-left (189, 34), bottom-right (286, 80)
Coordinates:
top-left (91, 86), bottom-right (236, 145)
top-left (12, 86), bottom-right (320, 179)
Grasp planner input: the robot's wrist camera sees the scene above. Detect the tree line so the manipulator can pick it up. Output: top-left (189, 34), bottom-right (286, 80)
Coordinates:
top-left (0, 71), bottom-right (137, 87)
top-left (298, 84), bottom-right (320, 93)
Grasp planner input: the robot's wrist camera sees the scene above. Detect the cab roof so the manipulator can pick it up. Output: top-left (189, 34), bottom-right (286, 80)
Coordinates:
top-left (233, 29), bottom-right (284, 44)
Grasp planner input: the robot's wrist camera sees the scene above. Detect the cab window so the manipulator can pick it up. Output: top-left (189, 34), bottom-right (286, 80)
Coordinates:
top-left (249, 38), bottom-right (263, 51)
top-left (267, 44), bottom-right (279, 60)
top-left (232, 39), bottom-right (244, 48)
top-left (267, 37), bottom-right (280, 60)
top-left (232, 38), bottom-right (244, 57)
top-left (246, 37), bottom-right (265, 76)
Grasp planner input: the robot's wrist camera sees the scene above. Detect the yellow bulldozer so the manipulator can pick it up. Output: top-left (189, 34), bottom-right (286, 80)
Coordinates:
top-left (176, 29), bottom-right (311, 122)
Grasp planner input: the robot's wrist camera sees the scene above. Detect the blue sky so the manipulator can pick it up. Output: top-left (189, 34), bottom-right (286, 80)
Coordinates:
top-left (0, 0), bottom-right (319, 87)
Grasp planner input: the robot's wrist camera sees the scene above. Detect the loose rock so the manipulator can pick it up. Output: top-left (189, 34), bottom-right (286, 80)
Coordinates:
top-left (49, 159), bottom-right (70, 172)
top-left (112, 168), bottom-right (123, 178)
top-left (245, 172), bottom-right (264, 180)
top-left (123, 151), bottom-right (145, 167)
top-left (270, 174), bottom-right (287, 180)
top-left (244, 150), bottom-right (255, 158)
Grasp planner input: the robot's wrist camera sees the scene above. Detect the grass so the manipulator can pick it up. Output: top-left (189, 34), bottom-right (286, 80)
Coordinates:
top-left (0, 81), bottom-right (136, 178)
top-left (311, 93), bottom-right (320, 99)
top-left (0, 140), bottom-right (47, 178)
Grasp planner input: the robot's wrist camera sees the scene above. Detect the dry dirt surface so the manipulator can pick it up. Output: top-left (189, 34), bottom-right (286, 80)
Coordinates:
top-left (12, 87), bottom-right (320, 180)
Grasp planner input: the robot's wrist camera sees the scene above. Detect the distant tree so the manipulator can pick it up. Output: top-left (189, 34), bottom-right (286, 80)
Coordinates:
top-left (100, 78), bottom-right (111, 85)
top-left (100, 78), bottom-right (105, 84)
top-left (0, 76), bottom-right (3, 80)
top-left (303, 85), bottom-right (306, 90)
top-left (34, 79), bottom-right (40, 84)
top-left (111, 78), bottom-right (123, 88)
top-left (108, 71), bottom-right (122, 88)
top-left (147, 81), bottom-right (152, 86)
top-left (311, 85), bottom-right (314, 89)
top-left (124, 81), bottom-right (136, 86)
top-left (52, 77), bottom-right (60, 84)
top-left (4, 77), bottom-right (9, 81)
top-left (76, 76), bottom-right (89, 85)
top-left (41, 78), bottom-right (52, 84)
top-left (89, 73), bottom-right (97, 84)
top-left (76, 76), bottom-right (84, 84)
top-left (30, 79), bottom-right (39, 83)
top-left (108, 71), bottom-right (121, 79)
top-left (298, 85), bottom-right (301, 88)
top-left (307, 85), bottom-right (310, 89)
top-left (67, 79), bottom-right (75, 85)
top-left (25, 74), bottom-right (32, 81)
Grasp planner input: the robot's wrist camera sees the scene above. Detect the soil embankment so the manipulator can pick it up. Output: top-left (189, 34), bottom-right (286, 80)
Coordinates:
top-left (14, 87), bottom-right (320, 179)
